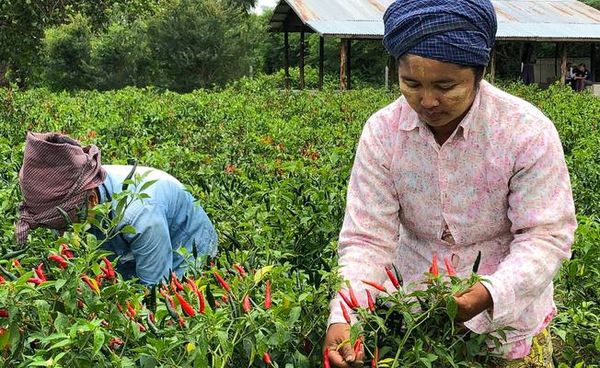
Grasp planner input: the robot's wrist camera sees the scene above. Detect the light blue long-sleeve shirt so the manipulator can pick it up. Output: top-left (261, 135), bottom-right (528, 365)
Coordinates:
top-left (92, 165), bottom-right (217, 285)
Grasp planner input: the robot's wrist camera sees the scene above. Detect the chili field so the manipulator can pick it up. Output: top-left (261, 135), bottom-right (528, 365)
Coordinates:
top-left (0, 79), bottom-right (599, 367)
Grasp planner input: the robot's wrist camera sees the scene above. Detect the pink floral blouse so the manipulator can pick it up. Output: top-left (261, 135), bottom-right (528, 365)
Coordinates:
top-left (329, 80), bottom-right (577, 359)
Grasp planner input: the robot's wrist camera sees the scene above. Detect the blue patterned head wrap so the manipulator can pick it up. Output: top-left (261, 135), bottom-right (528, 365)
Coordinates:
top-left (383, 0), bottom-right (497, 66)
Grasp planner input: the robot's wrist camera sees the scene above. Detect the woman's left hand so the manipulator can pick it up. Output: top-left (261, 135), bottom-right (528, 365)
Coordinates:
top-left (454, 282), bottom-right (493, 322)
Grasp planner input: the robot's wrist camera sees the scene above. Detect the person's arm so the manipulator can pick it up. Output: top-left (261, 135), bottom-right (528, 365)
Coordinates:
top-left (468, 123), bottom-right (576, 330)
top-left (325, 117), bottom-right (401, 367)
top-left (123, 204), bottom-right (173, 285)
top-left (329, 118), bottom-right (401, 324)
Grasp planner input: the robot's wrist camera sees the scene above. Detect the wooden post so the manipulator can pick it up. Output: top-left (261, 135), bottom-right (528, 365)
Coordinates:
top-left (591, 42), bottom-right (597, 82)
top-left (299, 29), bottom-right (305, 90)
top-left (559, 43), bottom-right (567, 84)
top-left (284, 30), bottom-right (290, 90)
top-left (489, 46), bottom-right (497, 84)
top-left (319, 36), bottom-right (324, 90)
top-left (554, 42), bottom-right (559, 77)
top-left (340, 39), bottom-right (348, 90)
top-left (347, 39), bottom-right (352, 90)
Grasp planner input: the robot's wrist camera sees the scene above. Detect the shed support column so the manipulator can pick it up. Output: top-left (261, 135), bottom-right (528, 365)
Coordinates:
top-left (284, 30), bottom-right (290, 90)
top-left (299, 29), bottom-right (305, 90)
top-left (559, 43), bottom-right (567, 85)
top-left (591, 42), bottom-right (597, 82)
top-left (340, 39), bottom-right (348, 90)
top-left (319, 36), bottom-right (324, 90)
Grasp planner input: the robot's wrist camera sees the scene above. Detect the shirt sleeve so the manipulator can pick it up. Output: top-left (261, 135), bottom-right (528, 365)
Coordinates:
top-left (472, 123), bottom-right (577, 330)
top-left (123, 204), bottom-right (173, 286)
top-left (328, 117), bottom-right (401, 325)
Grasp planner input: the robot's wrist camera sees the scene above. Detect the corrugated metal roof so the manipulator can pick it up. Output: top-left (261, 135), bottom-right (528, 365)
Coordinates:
top-left (269, 0), bottom-right (600, 41)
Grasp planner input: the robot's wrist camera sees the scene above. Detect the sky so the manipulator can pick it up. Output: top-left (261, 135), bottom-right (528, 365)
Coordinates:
top-left (253, 0), bottom-right (279, 14)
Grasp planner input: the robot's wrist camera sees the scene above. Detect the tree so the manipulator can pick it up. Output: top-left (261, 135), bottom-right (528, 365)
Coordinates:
top-left (0, 0), bottom-right (161, 86)
top-left (147, 0), bottom-right (263, 91)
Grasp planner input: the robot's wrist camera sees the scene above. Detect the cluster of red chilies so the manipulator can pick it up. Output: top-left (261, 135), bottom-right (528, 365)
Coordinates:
top-left (328, 256), bottom-right (456, 367)
top-left (157, 266), bottom-right (273, 329)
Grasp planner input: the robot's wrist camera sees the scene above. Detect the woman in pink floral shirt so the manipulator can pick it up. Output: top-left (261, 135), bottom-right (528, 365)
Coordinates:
top-left (324, 1), bottom-right (577, 367)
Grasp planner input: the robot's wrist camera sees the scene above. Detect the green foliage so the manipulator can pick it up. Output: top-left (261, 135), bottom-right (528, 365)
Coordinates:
top-left (0, 0), bottom-right (162, 86)
top-left (0, 81), bottom-right (599, 366)
top-left (90, 16), bottom-right (154, 90)
top-left (35, 0), bottom-right (264, 92)
top-left (146, 0), bottom-right (260, 91)
top-left (41, 14), bottom-right (94, 91)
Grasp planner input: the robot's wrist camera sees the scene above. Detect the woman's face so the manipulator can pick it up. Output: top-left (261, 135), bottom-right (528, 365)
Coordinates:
top-left (398, 54), bottom-right (478, 128)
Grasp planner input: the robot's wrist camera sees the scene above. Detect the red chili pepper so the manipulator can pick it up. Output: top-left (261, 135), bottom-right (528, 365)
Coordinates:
top-left (221, 294), bottom-right (229, 303)
top-left (34, 263), bottom-right (47, 281)
top-left (27, 277), bottom-right (43, 285)
top-left (213, 271), bottom-right (232, 293)
top-left (429, 254), bottom-right (439, 277)
top-left (444, 256), bottom-right (457, 277)
top-left (340, 301), bottom-right (352, 324)
top-left (198, 289), bottom-right (206, 314)
top-left (126, 300), bottom-right (137, 319)
top-left (185, 277), bottom-right (199, 293)
top-left (262, 352), bottom-right (272, 365)
top-left (175, 291), bottom-right (196, 317)
top-left (242, 295), bottom-right (251, 313)
top-left (371, 347), bottom-right (379, 368)
top-left (0, 275), bottom-right (5, 284)
top-left (159, 287), bottom-right (177, 309)
top-left (12, 259), bottom-right (21, 268)
top-left (361, 280), bottom-right (386, 293)
top-left (348, 285), bottom-right (359, 309)
top-left (185, 278), bottom-right (206, 314)
top-left (366, 290), bottom-right (375, 313)
top-left (385, 266), bottom-right (400, 289)
top-left (0, 309), bottom-right (8, 318)
top-left (338, 291), bottom-right (355, 310)
top-left (323, 347), bottom-right (331, 368)
top-left (264, 280), bottom-right (272, 309)
top-left (353, 336), bottom-right (363, 356)
top-left (95, 273), bottom-right (104, 287)
top-left (48, 254), bottom-right (68, 269)
top-left (81, 275), bottom-right (100, 294)
top-left (109, 337), bottom-right (124, 351)
top-left (233, 263), bottom-right (247, 277)
top-left (116, 303), bottom-right (124, 313)
top-left (136, 322), bottom-right (147, 332)
top-left (60, 244), bottom-right (74, 259)
top-left (101, 257), bottom-right (116, 280)
top-left (170, 272), bottom-right (184, 292)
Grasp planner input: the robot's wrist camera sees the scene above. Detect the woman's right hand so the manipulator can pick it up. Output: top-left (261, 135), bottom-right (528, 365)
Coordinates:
top-left (324, 323), bottom-right (364, 368)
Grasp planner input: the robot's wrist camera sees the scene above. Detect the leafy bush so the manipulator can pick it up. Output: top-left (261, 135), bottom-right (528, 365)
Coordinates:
top-left (0, 81), bottom-right (599, 366)
top-left (41, 14), bottom-right (94, 91)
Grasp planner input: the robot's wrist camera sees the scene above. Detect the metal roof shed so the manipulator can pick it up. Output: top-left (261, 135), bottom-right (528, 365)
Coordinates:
top-left (269, 0), bottom-right (600, 89)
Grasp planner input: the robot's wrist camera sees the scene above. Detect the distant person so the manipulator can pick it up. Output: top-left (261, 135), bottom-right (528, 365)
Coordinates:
top-left (16, 132), bottom-right (218, 285)
top-left (520, 42), bottom-right (536, 85)
top-left (574, 63), bottom-right (590, 92)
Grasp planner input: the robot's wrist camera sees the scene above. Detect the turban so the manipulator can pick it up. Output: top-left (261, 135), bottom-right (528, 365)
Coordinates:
top-left (16, 132), bottom-right (107, 245)
top-left (383, 0), bottom-right (497, 66)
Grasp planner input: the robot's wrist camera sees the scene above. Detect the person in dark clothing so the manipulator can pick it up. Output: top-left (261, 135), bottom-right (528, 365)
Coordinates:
top-left (574, 63), bottom-right (590, 92)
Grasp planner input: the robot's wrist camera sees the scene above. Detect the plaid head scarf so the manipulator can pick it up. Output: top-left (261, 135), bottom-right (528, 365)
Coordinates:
top-left (383, 0), bottom-right (497, 67)
top-left (16, 132), bottom-right (107, 245)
